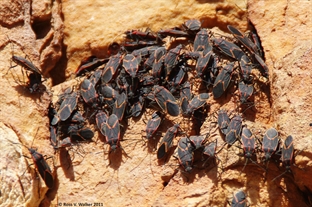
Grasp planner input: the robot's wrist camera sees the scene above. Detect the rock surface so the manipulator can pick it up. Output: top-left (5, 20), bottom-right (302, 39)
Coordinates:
top-left (0, 0), bottom-right (311, 207)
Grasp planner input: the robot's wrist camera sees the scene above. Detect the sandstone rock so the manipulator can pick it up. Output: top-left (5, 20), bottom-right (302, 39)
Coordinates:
top-left (0, 0), bottom-right (311, 207)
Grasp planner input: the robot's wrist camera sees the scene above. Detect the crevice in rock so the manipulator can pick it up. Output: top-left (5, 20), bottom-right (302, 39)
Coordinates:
top-left (162, 181), bottom-right (169, 187)
top-left (31, 19), bottom-right (52, 40)
top-left (48, 41), bottom-right (67, 86)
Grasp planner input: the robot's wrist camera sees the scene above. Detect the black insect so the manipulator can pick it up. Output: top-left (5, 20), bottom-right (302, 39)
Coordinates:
top-left (104, 114), bottom-right (121, 151)
top-left (212, 62), bottom-right (234, 99)
top-left (212, 38), bottom-right (245, 61)
top-left (157, 124), bottom-right (180, 160)
top-left (123, 40), bottom-right (160, 51)
top-left (217, 110), bottom-right (230, 135)
top-left (70, 127), bottom-right (94, 141)
top-left (238, 81), bottom-right (254, 104)
top-left (239, 55), bottom-right (252, 82)
top-left (10, 55), bottom-right (46, 93)
top-left (28, 148), bottom-right (54, 189)
top-left (262, 128), bottom-right (279, 162)
top-left (195, 50), bottom-right (213, 78)
top-left (101, 53), bottom-right (122, 84)
top-left (202, 141), bottom-right (218, 167)
top-left (252, 53), bottom-right (269, 78)
top-left (182, 19), bottom-right (201, 35)
top-left (177, 137), bottom-right (194, 172)
top-left (183, 93), bottom-right (209, 117)
top-left (240, 127), bottom-right (264, 171)
top-left (125, 29), bottom-right (158, 42)
top-left (75, 56), bottom-right (108, 76)
top-left (189, 135), bottom-right (205, 150)
top-left (193, 29), bottom-right (212, 52)
top-left (129, 96), bottom-right (144, 118)
top-left (112, 92), bottom-right (128, 121)
top-left (225, 115), bottom-right (243, 145)
top-left (145, 111), bottom-right (163, 140)
top-left (153, 85), bottom-right (180, 117)
top-left (272, 135), bottom-right (295, 181)
top-left (80, 79), bottom-right (98, 107)
top-left (96, 110), bottom-right (108, 136)
top-left (164, 44), bottom-right (183, 77)
top-left (231, 190), bottom-right (248, 207)
top-left (157, 28), bottom-right (189, 39)
top-left (51, 91), bottom-right (78, 125)
top-left (227, 25), bottom-right (259, 55)
top-left (152, 47), bottom-right (166, 79)
top-left (123, 54), bottom-right (139, 78)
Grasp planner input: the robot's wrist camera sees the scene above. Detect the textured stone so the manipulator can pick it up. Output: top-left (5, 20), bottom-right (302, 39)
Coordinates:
top-left (0, 0), bottom-right (311, 207)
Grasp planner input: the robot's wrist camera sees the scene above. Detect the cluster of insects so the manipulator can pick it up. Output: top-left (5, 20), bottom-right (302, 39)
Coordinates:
top-left (6, 18), bottom-right (297, 206)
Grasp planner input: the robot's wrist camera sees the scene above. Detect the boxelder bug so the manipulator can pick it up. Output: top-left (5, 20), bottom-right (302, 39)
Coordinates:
top-left (180, 81), bottom-right (192, 101)
top-left (6, 36), bottom-right (46, 93)
top-left (238, 81), bottom-right (254, 104)
top-left (239, 55), bottom-right (252, 82)
top-left (143, 49), bottom-right (157, 71)
top-left (167, 63), bottom-right (188, 93)
top-left (51, 91), bottom-right (78, 125)
top-left (212, 38), bottom-right (245, 61)
top-left (189, 135), bottom-right (205, 150)
top-left (202, 140), bottom-right (219, 167)
top-left (75, 56), bottom-right (108, 76)
top-left (112, 92), bottom-right (128, 121)
top-left (104, 114), bottom-right (121, 151)
top-left (241, 127), bottom-right (256, 159)
top-left (240, 127), bottom-right (264, 171)
top-left (28, 72), bottom-right (45, 93)
top-left (272, 135), bottom-right (294, 181)
top-left (225, 115), bottom-right (243, 145)
top-left (70, 127), bottom-right (94, 141)
top-left (184, 93), bottom-right (209, 117)
top-left (193, 29), bottom-right (212, 52)
top-left (11, 55), bottom-right (43, 76)
top-left (248, 20), bottom-right (264, 59)
top-left (123, 40), bottom-right (160, 51)
top-left (153, 85), bottom-right (180, 117)
top-left (9, 54), bottom-right (46, 93)
top-left (89, 69), bottom-right (103, 86)
top-left (164, 44), bottom-right (183, 77)
top-left (101, 53), bottom-right (122, 84)
top-left (145, 111), bottom-right (163, 140)
top-left (125, 29), bottom-right (158, 41)
top-left (96, 110), bottom-right (108, 136)
top-left (177, 137), bottom-right (194, 172)
top-left (80, 79), bottom-right (98, 107)
top-left (212, 62), bottom-right (234, 99)
top-left (157, 124), bottom-right (180, 160)
top-left (157, 28), bottom-right (189, 39)
top-left (152, 47), bottom-right (166, 79)
top-left (262, 128), bottom-right (279, 162)
top-left (231, 190), bottom-right (248, 207)
top-left (99, 84), bottom-right (120, 102)
top-left (195, 50), bottom-right (213, 77)
top-left (203, 141), bottom-right (217, 158)
top-left (252, 53), bottom-right (269, 78)
top-left (227, 25), bottom-right (258, 55)
top-left (28, 148), bottom-right (54, 189)
top-left (129, 96), bottom-right (144, 118)
top-left (182, 19), bottom-right (201, 35)
top-left (123, 54), bottom-right (139, 78)
top-left (132, 46), bottom-right (159, 58)
top-left (217, 110), bottom-right (230, 135)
